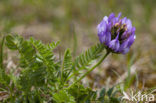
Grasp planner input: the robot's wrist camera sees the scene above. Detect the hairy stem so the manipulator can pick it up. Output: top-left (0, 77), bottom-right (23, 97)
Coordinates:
top-left (68, 51), bottom-right (110, 88)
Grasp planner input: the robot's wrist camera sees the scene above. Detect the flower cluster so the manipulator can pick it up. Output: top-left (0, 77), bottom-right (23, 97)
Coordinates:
top-left (97, 13), bottom-right (136, 54)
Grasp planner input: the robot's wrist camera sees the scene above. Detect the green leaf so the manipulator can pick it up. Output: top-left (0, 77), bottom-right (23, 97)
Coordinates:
top-left (98, 88), bottom-right (106, 102)
top-left (61, 49), bottom-right (72, 84)
top-left (6, 34), bottom-right (36, 68)
top-left (5, 34), bottom-right (23, 50)
top-left (53, 90), bottom-right (76, 103)
top-left (47, 41), bottom-right (60, 50)
top-left (110, 97), bottom-right (120, 103)
top-left (74, 44), bottom-right (104, 70)
top-left (97, 87), bottom-right (120, 103)
top-left (107, 87), bottom-right (114, 97)
top-left (67, 84), bottom-right (97, 103)
top-left (62, 49), bottom-right (72, 72)
top-left (5, 35), bottom-right (60, 91)
top-left (29, 37), bottom-right (59, 80)
top-left (68, 43), bottom-right (105, 79)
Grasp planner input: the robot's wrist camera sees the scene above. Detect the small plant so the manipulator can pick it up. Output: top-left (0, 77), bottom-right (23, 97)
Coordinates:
top-left (0, 12), bottom-right (135, 103)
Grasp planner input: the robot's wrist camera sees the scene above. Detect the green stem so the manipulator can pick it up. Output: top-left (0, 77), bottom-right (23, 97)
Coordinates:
top-left (68, 51), bottom-right (110, 88)
top-left (10, 87), bottom-right (14, 102)
top-left (60, 54), bottom-right (65, 84)
top-left (0, 36), bottom-right (5, 69)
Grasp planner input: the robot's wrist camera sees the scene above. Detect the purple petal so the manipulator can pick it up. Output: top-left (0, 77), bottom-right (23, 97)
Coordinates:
top-left (98, 32), bottom-right (111, 45)
top-left (118, 12), bottom-right (122, 19)
top-left (121, 17), bottom-right (127, 24)
top-left (119, 38), bottom-right (129, 52)
top-left (131, 27), bottom-right (136, 34)
top-left (105, 32), bottom-right (111, 45)
top-left (121, 31), bottom-right (128, 39)
top-left (97, 20), bottom-right (107, 33)
top-left (127, 34), bottom-right (135, 47)
top-left (120, 47), bottom-right (130, 54)
top-left (98, 32), bottom-right (106, 43)
top-left (107, 22), bottom-right (112, 31)
top-left (108, 13), bottom-right (115, 22)
top-left (103, 16), bottom-right (108, 23)
top-left (120, 40), bottom-right (129, 49)
top-left (119, 34), bottom-right (135, 54)
top-left (118, 40), bottom-right (130, 54)
top-left (109, 33), bottom-right (120, 52)
top-left (126, 19), bottom-right (132, 30)
top-left (112, 17), bottom-right (120, 25)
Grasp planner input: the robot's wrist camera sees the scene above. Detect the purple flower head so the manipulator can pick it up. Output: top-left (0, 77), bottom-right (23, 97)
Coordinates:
top-left (97, 12), bottom-right (136, 54)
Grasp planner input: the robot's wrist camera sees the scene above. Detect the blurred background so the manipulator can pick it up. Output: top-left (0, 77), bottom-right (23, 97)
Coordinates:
top-left (0, 0), bottom-right (156, 90)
